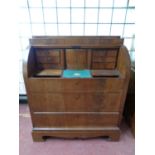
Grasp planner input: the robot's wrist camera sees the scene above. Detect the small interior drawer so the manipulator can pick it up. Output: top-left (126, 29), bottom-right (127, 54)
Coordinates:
top-left (47, 56), bottom-right (60, 63)
top-left (37, 63), bottom-right (60, 69)
top-left (106, 50), bottom-right (118, 57)
top-left (36, 49), bottom-right (48, 56)
top-left (47, 50), bottom-right (60, 56)
top-left (93, 56), bottom-right (116, 63)
top-left (92, 49), bottom-right (118, 57)
top-left (37, 56), bottom-right (60, 64)
top-left (37, 57), bottom-right (47, 63)
top-left (92, 62), bottom-right (116, 69)
top-left (35, 49), bottom-right (61, 57)
top-left (93, 51), bottom-right (107, 57)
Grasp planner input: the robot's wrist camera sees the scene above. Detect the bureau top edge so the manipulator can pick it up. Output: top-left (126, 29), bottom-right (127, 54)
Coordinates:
top-left (29, 36), bottom-right (124, 48)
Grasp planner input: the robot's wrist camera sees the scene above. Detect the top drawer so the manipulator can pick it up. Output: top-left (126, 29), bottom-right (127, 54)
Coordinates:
top-left (27, 78), bottom-right (124, 93)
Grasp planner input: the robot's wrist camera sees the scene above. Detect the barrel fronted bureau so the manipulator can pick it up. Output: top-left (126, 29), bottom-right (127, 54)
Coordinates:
top-left (23, 36), bottom-right (130, 141)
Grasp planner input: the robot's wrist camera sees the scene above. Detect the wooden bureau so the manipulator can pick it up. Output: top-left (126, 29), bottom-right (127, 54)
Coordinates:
top-left (23, 36), bottom-right (130, 141)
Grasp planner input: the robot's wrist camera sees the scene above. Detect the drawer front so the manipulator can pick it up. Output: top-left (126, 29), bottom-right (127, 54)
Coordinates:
top-left (36, 49), bottom-right (61, 57)
top-left (64, 93), bottom-right (122, 112)
top-left (47, 50), bottom-right (60, 56)
top-left (37, 56), bottom-right (60, 64)
top-left (92, 50), bottom-right (117, 57)
top-left (93, 51), bottom-right (107, 57)
top-left (29, 92), bottom-right (122, 112)
top-left (28, 78), bottom-right (124, 93)
top-left (37, 57), bottom-right (47, 63)
top-left (32, 113), bottom-right (119, 127)
top-left (46, 56), bottom-right (60, 63)
top-left (29, 93), bottom-right (64, 112)
top-left (37, 63), bottom-right (61, 69)
top-left (107, 50), bottom-right (118, 57)
top-left (93, 56), bottom-right (116, 63)
top-left (35, 49), bottom-right (47, 56)
top-left (92, 62), bottom-right (116, 69)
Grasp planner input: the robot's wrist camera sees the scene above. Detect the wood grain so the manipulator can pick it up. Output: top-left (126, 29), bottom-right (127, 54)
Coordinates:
top-left (32, 113), bottom-right (119, 127)
top-left (91, 70), bottom-right (120, 77)
top-left (29, 92), bottom-right (122, 112)
top-left (66, 49), bottom-right (88, 69)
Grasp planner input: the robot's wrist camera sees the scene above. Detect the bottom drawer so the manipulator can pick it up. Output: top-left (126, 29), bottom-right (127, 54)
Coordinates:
top-left (32, 113), bottom-right (119, 127)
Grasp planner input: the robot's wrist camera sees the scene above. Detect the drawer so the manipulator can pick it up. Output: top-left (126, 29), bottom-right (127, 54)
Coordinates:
top-left (29, 93), bottom-right (64, 111)
top-left (93, 51), bottom-right (107, 57)
top-left (47, 50), bottom-right (60, 56)
top-left (104, 63), bottom-right (116, 69)
top-left (107, 50), bottom-right (118, 57)
top-left (36, 49), bottom-right (61, 57)
top-left (36, 49), bottom-right (48, 56)
top-left (28, 78), bottom-right (124, 93)
top-left (37, 63), bottom-right (61, 69)
top-left (92, 49), bottom-right (117, 57)
top-left (29, 92), bottom-right (122, 112)
top-left (93, 56), bottom-right (116, 63)
top-left (32, 113), bottom-right (120, 127)
top-left (64, 92), bottom-right (122, 112)
top-left (37, 56), bottom-right (60, 64)
top-left (46, 56), bottom-right (60, 63)
top-left (37, 57), bottom-right (47, 63)
top-left (92, 62), bottom-right (116, 69)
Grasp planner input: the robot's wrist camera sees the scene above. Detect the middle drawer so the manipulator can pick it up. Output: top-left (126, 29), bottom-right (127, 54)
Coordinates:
top-left (29, 92), bottom-right (122, 112)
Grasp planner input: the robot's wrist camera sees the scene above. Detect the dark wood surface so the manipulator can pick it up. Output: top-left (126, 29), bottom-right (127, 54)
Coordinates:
top-left (124, 68), bottom-right (135, 137)
top-left (30, 36), bottom-right (124, 48)
top-left (91, 70), bottom-right (120, 77)
top-left (23, 36), bottom-right (130, 141)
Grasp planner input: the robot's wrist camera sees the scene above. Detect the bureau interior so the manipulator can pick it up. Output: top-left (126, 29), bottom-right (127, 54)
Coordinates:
top-left (30, 47), bottom-right (120, 78)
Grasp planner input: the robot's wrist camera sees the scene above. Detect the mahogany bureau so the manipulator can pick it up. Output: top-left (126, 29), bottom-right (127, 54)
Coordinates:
top-left (23, 36), bottom-right (130, 141)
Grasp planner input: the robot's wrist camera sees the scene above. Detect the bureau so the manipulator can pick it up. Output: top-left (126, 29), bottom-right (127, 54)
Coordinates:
top-left (23, 36), bottom-right (130, 141)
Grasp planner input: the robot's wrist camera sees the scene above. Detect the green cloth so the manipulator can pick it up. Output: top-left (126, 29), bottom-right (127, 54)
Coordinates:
top-left (63, 70), bottom-right (92, 78)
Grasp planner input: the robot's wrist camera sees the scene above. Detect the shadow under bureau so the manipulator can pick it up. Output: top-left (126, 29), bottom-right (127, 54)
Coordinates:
top-left (23, 36), bottom-right (130, 141)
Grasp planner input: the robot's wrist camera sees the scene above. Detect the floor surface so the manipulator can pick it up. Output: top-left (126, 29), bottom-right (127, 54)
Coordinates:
top-left (19, 104), bottom-right (135, 155)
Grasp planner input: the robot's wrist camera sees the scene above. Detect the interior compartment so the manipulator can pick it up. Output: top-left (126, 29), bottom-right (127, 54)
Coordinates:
top-left (30, 48), bottom-right (119, 78)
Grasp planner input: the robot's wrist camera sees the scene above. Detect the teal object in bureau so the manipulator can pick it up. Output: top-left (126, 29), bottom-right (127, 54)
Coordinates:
top-left (63, 69), bottom-right (92, 78)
